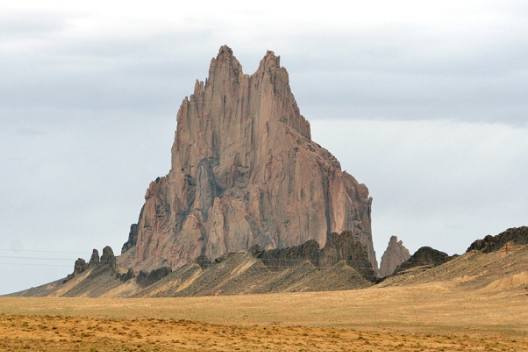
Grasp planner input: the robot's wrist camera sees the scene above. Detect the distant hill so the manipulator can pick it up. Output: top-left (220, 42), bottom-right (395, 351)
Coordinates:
top-left (380, 227), bottom-right (528, 292)
top-left (12, 232), bottom-right (375, 297)
top-left (12, 227), bottom-right (528, 297)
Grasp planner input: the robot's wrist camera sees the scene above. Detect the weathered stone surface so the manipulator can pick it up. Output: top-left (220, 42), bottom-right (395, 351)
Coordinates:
top-left (194, 255), bottom-right (213, 269)
top-left (117, 268), bottom-right (135, 282)
top-left (136, 267), bottom-right (172, 287)
top-left (100, 246), bottom-right (116, 270)
top-left (124, 46), bottom-right (376, 272)
top-left (321, 232), bottom-right (377, 281)
top-left (394, 247), bottom-right (451, 274)
top-left (253, 231), bottom-right (376, 282)
top-left (121, 223), bottom-right (139, 254)
top-left (254, 240), bottom-right (321, 270)
top-left (73, 258), bottom-right (87, 275)
top-left (379, 236), bottom-right (411, 277)
top-left (89, 249), bottom-right (100, 267)
top-left (467, 226), bottom-right (528, 253)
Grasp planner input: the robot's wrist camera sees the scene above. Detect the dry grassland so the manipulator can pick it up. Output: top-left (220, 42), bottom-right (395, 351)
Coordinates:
top-left (1, 284), bottom-right (527, 351)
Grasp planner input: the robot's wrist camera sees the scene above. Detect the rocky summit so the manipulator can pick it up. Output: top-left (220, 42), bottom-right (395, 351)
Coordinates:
top-left (467, 226), bottom-right (528, 253)
top-left (393, 246), bottom-right (452, 275)
top-left (119, 46), bottom-right (376, 272)
top-left (379, 236), bottom-right (410, 277)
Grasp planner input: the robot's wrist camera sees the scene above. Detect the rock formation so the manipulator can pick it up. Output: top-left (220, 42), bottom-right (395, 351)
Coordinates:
top-left (467, 226), bottom-right (528, 253)
top-left (73, 258), bottom-right (87, 275)
top-left (100, 246), bottom-right (116, 270)
top-left (121, 45), bottom-right (376, 272)
top-left (121, 224), bottom-right (138, 254)
top-left (253, 231), bottom-right (376, 281)
top-left (71, 247), bottom-right (116, 275)
top-left (379, 236), bottom-right (410, 277)
top-left (393, 247), bottom-right (451, 275)
top-left (320, 232), bottom-right (377, 281)
top-left (136, 267), bottom-right (172, 287)
top-left (89, 249), bottom-right (100, 267)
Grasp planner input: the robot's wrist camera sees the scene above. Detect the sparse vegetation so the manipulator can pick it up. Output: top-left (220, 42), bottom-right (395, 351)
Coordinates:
top-left (0, 283), bottom-right (527, 351)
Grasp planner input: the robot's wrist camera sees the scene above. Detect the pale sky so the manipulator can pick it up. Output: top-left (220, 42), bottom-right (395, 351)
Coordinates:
top-left (1, 0), bottom-right (527, 294)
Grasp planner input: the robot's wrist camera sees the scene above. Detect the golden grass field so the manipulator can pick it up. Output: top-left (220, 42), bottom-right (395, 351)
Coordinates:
top-left (1, 283), bottom-right (527, 351)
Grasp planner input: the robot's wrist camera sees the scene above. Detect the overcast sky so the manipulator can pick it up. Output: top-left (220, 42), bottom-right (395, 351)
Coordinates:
top-left (1, 0), bottom-right (527, 294)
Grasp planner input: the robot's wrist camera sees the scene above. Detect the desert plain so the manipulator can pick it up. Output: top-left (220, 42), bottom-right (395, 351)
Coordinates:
top-left (1, 282), bottom-right (527, 352)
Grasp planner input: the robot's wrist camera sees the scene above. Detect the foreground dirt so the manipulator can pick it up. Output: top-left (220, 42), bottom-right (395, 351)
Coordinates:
top-left (1, 284), bottom-right (527, 351)
top-left (1, 314), bottom-right (526, 352)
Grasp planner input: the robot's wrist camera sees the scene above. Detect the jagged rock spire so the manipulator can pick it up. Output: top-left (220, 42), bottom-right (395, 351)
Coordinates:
top-left (122, 46), bottom-right (376, 272)
top-left (379, 236), bottom-right (411, 277)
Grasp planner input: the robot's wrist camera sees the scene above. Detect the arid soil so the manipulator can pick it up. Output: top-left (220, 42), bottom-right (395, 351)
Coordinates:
top-left (1, 284), bottom-right (527, 351)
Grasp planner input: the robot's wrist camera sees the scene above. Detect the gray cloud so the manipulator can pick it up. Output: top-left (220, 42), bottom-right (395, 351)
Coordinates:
top-left (1, 23), bottom-right (528, 124)
top-left (0, 12), bottom-right (69, 38)
top-left (311, 119), bottom-right (528, 256)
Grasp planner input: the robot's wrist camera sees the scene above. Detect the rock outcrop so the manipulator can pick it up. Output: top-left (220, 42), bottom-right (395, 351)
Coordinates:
top-left (136, 267), bottom-right (172, 287)
top-left (254, 240), bottom-right (320, 270)
top-left (121, 224), bottom-right (139, 254)
top-left (467, 226), bottom-right (528, 253)
top-left (253, 231), bottom-right (376, 281)
top-left (89, 249), bottom-right (100, 267)
top-left (73, 258), bottom-right (87, 275)
top-left (379, 236), bottom-right (411, 277)
top-left (17, 226), bottom-right (528, 297)
top-left (393, 247), bottom-right (451, 274)
top-left (122, 45), bottom-right (376, 272)
top-left (321, 232), bottom-right (377, 281)
top-left (100, 246), bottom-right (116, 270)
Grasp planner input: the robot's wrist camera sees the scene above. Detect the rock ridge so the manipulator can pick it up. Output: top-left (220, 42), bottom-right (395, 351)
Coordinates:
top-left (252, 231), bottom-right (376, 281)
top-left (467, 226), bottom-right (528, 253)
top-left (393, 246), bottom-right (452, 275)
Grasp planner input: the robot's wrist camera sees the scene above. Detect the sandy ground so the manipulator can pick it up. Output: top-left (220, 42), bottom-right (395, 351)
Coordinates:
top-left (1, 284), bottom-right (527, 351)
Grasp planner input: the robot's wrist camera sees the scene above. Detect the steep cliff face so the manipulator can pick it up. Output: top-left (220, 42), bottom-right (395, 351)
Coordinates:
top-left (124, 46), bottom-right (376, 271)
top-left (379, 236), bottom-right (411, 277)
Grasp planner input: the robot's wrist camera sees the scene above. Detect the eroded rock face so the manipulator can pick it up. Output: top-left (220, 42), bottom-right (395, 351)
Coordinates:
top-left (379, 236), bottom-right (411, 277)
top-left (89, 249), bottom-right (100, 267)
top-left (100, 246), bottom-right (116, 270)
top-left (321, 231), bottom-right (377, 281)
top-left (73, 258), bottom-right (87, 275)
top-left (125, 46), bottom-right (376, 272)
top-left (467, 226), bottom-right (528, 253)
top-left (121, 224), bottom-right (139, 254)
top-left (394, 247), bottom-right (451, 274)
top-left (136, 267), bottom-right (172, 287)
top-left (252, 231), bottom-right (376, 281)
top-left (254, 240), bottom-right (321, 270)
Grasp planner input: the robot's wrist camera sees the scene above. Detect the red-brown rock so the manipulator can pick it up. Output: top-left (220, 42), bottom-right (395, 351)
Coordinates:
top-left (379, 236), bottom-right (410, 277)
top-left (123, 46), bottom-right (376, 271)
